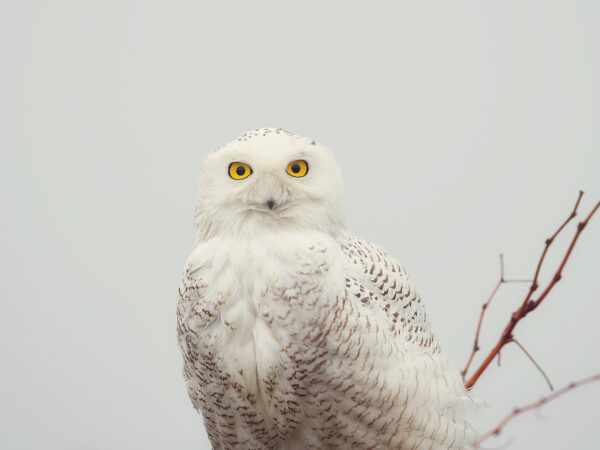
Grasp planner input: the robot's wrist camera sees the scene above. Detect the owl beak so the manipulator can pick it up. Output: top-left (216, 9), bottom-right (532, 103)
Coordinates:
top-left (260, 175), bottom-right (282, 210)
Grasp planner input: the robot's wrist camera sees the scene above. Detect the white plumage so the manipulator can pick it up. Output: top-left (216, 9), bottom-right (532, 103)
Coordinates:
top-left (177, 128), bottom-right (475, 449)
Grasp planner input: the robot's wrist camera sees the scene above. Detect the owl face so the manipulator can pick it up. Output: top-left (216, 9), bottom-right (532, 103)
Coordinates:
top-left (194, 129), bottom-right (347, 242)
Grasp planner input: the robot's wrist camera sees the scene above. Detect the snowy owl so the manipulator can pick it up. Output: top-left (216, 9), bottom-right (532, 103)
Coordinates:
top-left (177, 128), bottom-right (475, 449)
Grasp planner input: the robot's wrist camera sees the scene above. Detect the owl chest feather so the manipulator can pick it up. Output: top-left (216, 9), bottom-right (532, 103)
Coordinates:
top-left (196, 232), bottom-right (341, 409)
top-left (214, 243), bottom-right (282, 393)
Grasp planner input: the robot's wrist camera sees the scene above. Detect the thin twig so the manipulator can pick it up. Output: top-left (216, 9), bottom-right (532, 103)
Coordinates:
top-left (465, 193), bottom-right (598, 389)
top-left (461, 255), bottom-right (532, 380)
top-left (461, 276), bottom-right (502, 380)
top-left (474, 374), bottom-right (600, 448)
top-left (509, 338), bottom-right (553, 391)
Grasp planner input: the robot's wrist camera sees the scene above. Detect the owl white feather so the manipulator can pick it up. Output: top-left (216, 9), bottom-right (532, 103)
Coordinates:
top-left (177, 128), bottom-right (476, 449)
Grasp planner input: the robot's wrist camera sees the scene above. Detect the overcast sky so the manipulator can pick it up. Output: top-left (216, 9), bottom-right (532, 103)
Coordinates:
top-left (1, 1), bottom-right (599, 449)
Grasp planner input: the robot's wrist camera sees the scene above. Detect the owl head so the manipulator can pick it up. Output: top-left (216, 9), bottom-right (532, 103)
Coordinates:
top-left (194, 128), bottom-right (347, 243)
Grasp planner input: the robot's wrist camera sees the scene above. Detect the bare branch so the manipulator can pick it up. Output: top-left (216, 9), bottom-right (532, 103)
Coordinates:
top-left (465, 193), bottom-right (598, 389)
top-left (462, 255), bottom-right (532, 381)
top-left (474, 374), bottom-right (600, 448)
top-left (529, 190), bottom-right (584, 297)
top-left (531, 199), bottom-right (600, 311)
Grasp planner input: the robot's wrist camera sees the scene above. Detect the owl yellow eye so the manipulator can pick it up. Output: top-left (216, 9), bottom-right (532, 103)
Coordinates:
top-left (229, 162), bottom-right (252, 180)
top-left (286, 160), bottom-right (309, 178)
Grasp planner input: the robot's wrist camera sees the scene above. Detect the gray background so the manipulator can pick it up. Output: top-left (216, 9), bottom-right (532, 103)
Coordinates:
top-left (1, 1), bottom-right (599, 449)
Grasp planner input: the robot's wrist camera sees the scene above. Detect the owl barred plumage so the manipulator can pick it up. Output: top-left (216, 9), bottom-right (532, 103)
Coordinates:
top-left (177, 128), bottom-right (476, 449)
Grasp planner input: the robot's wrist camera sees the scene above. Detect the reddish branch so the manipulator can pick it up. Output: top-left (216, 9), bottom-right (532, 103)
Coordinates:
top-left (474, 374), bottom-right (600, 448)
top-left (461, 255), bottom-right (530, 380)
top-left (464, 192), bottom-right (599, 389)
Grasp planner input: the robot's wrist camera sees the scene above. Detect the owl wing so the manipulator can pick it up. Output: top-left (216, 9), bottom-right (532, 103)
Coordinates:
top-left (262, 236), bottom-right (476, 448)
top-left (341, 236), bottom-right (436, 352)
top-left (301, 236), bottom-right (476, 448)
top-left (176, 263), bottom-right (222, 444)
